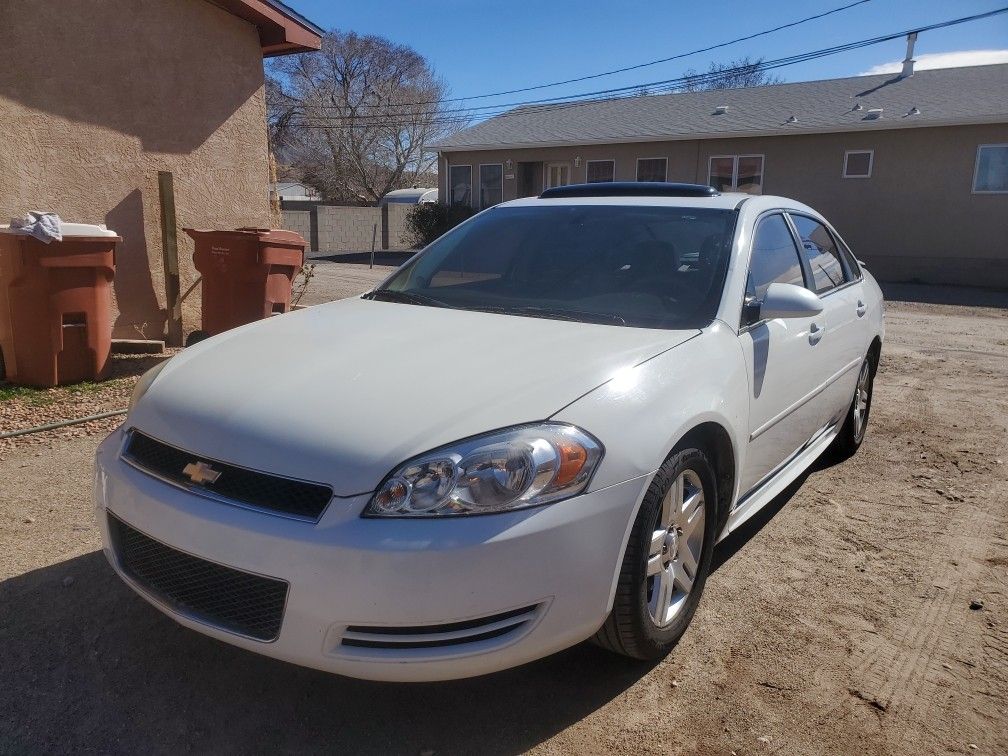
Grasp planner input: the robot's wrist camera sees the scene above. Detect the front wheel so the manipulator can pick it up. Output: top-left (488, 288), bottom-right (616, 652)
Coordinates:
top-left (592, 448), bottom-right (717, 660)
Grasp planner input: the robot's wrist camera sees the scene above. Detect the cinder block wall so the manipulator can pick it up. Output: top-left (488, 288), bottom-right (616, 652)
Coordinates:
top-left (317, 206), bottom-right (380, 251)
top-left (281, 210), bottom-right (311, 245)
top-left (386, 203), bottom-right (413, 251)
top-left (281, 204), bottom-right (418, 252)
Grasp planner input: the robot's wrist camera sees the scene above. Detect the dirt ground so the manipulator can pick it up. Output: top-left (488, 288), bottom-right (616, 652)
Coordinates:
top-left (1, 284), bottom-right (1006, 755)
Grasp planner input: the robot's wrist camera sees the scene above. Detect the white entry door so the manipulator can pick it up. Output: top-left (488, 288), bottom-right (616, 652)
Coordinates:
top-left (546, 162), bottom-right (570, 189)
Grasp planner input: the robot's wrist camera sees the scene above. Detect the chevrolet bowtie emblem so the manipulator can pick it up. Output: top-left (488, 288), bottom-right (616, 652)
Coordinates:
top-left (183, 460), bottom-right (222, 485)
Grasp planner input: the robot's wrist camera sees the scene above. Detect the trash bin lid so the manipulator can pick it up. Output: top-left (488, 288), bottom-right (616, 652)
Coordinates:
top-left (0, 221), bottom-right (119, 238)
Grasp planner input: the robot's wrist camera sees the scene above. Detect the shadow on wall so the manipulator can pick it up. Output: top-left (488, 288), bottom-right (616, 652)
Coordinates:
top-left (106, 190), bottom-right (165, 339)
top-left (0, 0), bottom-right (262, 153)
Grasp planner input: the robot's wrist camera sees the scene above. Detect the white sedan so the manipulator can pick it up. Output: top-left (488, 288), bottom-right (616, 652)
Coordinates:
top-left (94, 183), bottom-right (884, 681)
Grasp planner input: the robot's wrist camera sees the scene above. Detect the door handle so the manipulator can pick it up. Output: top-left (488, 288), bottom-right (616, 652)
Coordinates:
top-left (809, 321), bottom-right (825, 345)
top-left (856, 300), bottom-right (867, 317)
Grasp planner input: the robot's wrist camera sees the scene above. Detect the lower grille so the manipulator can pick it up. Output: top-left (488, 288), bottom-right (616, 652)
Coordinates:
top-left (341, 605), bottom-right (541, 650)
top-left (108, 513), bottom-right (288, 641)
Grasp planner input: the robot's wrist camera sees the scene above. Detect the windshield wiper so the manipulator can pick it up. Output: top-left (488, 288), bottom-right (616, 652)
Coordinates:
top-left (364, 289), bottom-right (447, 308)
top-left (508, 306), bottom-right (627, 326)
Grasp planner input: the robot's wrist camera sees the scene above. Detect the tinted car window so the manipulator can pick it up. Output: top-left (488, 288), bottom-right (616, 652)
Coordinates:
top-left (835, 236), bottom-right (861, 279)
top-left (376, 205), bottom-right (738, 329)
top-left (746, 213), bottom-right (804, 301)
top-left (790, 214), bottom-right (849, 294)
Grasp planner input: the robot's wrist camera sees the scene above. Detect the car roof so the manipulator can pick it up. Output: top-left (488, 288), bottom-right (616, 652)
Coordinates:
top-left (498, 192), bottom-right (818, 215)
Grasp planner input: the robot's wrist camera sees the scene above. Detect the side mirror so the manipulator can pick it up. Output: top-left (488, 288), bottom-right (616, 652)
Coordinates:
top-left (759, 282), bottom-right (824, 321)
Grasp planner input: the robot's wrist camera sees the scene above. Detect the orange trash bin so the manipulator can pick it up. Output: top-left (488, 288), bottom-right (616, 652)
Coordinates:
top-left (0, 224), bottom-right (118, 388)
top-left (183, 227), bottom-right (305, 341)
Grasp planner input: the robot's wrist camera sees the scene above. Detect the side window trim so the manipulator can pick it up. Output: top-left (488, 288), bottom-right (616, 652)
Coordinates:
top-left (781, 212), bottom-right (815, 293)
top-left (785, 211), bottom-right (855, 297)
top-left (825, 226), bottom-right (862, 282)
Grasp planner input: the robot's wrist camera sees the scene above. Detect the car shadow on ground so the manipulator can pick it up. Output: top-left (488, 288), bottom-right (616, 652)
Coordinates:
top-left (2, 458), bottom-right (831, 753)
top-left (712, 451), bottom-right (838, 573)
top-left (2, 551), bottom-right (657, 754)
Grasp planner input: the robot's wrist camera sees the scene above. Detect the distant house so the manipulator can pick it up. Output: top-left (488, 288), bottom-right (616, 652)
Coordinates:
top-left (0, 0), bottom-right (322, 341)
top-left (434, 63), bottom-right (1008, 289)
top-left (272, 182), bottom-right (322, 202)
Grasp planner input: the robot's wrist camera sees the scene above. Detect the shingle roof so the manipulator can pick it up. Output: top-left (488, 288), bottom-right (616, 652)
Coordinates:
top-left (434, 64), bottom-right (1008, 151)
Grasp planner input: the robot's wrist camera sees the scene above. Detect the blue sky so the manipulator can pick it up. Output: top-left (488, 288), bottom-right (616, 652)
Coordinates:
top-left (290, 0), bottom-right (1007, 109)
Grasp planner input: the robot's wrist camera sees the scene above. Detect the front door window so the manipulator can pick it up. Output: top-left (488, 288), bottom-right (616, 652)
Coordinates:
top-left (546, 163), bottom-right (570, 189)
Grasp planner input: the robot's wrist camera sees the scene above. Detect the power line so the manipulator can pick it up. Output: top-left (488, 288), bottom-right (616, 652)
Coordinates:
top-left (412, 0), bottom-right (873, 105)
top-left (278, 4), bottom-right (1008, 131)
top-left (277, 0), bottom-right (874, 117)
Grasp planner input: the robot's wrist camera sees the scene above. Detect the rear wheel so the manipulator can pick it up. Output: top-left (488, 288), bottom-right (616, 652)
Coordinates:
top-left (592, 448), bottom-right (717, 660)
top-left (830, 353), bottom-right (875, 460)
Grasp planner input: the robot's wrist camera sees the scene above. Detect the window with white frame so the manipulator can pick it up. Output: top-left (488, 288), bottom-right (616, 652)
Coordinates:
top-left (636, 157), bottom-right (667, 182)
top-left (973, 144), bottom-right (1008, 193)
top-left (479, 164), bottom-right (503, 209)
top-left (586, 160), bottom-right (615, 183)
top-left (449, 165), bottom-right (473, 206)
top-left (843, 150), bottom-right (873, 178)
top-left (708, 155), bottom-right (764, 194)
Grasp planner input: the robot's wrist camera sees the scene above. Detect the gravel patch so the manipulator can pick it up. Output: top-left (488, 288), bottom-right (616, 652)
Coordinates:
top-left (0, 352), bottom-right (177, 456)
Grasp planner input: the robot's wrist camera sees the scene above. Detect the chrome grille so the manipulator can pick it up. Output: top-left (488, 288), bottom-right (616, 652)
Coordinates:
top-left (108, 513), bottom-right (288, 641)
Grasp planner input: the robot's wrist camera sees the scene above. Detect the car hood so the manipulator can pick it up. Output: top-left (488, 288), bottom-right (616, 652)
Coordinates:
top-left (129, 297), bottom-right (697, 496)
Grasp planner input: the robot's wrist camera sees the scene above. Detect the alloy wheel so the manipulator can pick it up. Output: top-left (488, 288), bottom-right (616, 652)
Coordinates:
top-left (646, 469), bottom-right (705, 628)
top-left (853, 360), bottom-right (871, 440)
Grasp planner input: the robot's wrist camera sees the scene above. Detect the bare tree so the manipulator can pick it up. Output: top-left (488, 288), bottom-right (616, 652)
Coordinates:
top-left (268, 30), bottom-right (464, 204)
top-left (679, 56), bottom-right (783, 92)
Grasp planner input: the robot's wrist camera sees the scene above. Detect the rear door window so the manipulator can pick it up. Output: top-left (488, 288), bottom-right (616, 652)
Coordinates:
top-left (789, 214), bottom-right (849, 294)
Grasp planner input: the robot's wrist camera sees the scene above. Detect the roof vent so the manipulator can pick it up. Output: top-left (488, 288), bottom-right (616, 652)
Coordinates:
top-left (786, 115), bottom-right (798, 123)
top-left (852, 103), bottom-right (864, 111)
top-left (713, 105), bottom-right (729, 115)
top-left (906, 106), bottom-right (921, 117)
top-left (864, 108), bottom-right (883, 120)
top-left (900, 32), bottom-right (917, 79)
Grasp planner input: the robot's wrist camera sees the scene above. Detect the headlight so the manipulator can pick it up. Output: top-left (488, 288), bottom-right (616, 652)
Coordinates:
top-left (365, 424), bottom-right (603, 517)
top-left (128, 360), bottom-right (169, 412)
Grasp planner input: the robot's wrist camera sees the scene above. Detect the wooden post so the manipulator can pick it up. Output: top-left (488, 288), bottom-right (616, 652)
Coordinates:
top-left (158, 171), bottom-right (183, 347)
top-left (370, 223), bottom-right (377, 269)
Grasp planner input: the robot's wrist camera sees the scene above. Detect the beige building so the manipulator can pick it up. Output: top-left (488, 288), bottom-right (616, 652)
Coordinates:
top-left (0, 0), bottom-right (321, 341)
top-left (435, 64), bottom-right (1008, 289)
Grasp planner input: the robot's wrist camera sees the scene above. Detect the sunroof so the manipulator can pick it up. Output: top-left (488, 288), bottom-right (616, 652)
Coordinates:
top-left (540, 182), bottom-right (719, 199)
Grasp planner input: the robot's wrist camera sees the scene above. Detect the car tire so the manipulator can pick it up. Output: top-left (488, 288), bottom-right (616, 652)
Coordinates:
top-left (830, 352), bottom-right (875, 461)
top-left (592, 447), bottom-right (717, 661)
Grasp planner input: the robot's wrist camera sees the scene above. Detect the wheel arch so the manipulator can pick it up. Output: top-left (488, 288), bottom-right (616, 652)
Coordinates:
top-left (672, 421), bottom-right (736, 534)
top-left (868, 335), bottom-right (882, 376)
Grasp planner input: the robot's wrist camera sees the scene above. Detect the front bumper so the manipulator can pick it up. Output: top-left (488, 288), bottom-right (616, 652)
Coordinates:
top-left (94, 428), bottom-right (649, 681)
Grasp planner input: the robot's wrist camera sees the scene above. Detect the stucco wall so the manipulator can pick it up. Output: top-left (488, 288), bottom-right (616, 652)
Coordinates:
top-left (0, 0), bottom-right (272, 340)
top-left (441, 123), bottom-right (1008, 288)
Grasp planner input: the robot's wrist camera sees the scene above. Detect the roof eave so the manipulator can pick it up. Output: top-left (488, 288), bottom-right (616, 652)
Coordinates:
top-left (433, 114), bottom-right (1008, 153)
top-left (213, 0), bottom-right (323, 57)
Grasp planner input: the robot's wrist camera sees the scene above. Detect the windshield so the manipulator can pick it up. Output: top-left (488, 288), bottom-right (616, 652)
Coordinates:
top-left (371, 204), bottom-right (737, 329)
